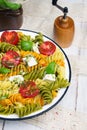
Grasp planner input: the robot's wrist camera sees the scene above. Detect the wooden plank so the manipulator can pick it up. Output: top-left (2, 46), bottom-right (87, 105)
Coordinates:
top-left (58, 75), bottom-right (77, 110)
top-left (76, 76), bottom-right (87, 113)
top-left (0, 120), bottom-right (4, 130)
top-left (4, 121), bottom-right (43, 130)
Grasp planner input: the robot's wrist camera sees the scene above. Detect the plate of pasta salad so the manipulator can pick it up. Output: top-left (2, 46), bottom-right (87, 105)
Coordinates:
top-left (0, 29), bottom-right (71, 120)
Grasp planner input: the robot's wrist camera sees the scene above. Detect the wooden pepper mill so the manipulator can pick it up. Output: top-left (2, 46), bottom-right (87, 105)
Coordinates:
top-left (52, 0), bottom-right (75, 48)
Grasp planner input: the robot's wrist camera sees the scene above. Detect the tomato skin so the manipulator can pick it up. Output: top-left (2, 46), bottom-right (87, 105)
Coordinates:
top-left (1, 31), bottom-right (19, 45)
top-left (39, 41), bottom-right (56, 56)
top-left (1, 50), bottom-right (21, 68)
top-left (19, 81), bottom-right (39, 98)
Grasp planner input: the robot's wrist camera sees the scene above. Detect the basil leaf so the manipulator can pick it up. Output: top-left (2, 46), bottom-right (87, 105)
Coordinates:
top-left (5, 1), bottom-right (21, 10)
top-left (0, 0), bottom-right (21, 10)
top-left (0, 0), bottom-right (7, 9)
top-left (21, 40), bottom-right (33, 51)
top-left (45, 62), bottom-right (56, 74)
top-left (0, 67), bottom-right (11, 74)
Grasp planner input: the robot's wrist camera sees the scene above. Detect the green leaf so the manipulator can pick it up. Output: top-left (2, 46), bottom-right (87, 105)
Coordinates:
top-left (0, 0), bottom-right (7, 9)
top-left (21, 40), bottom-right (33, 51)
top-left (0, 0), bottom-right (21, 10)
top-left (45, 62), bottom-right (56, 74)
top-left (0, 67), bottom-right (11, 74)
top-left (5, 1), bottom-right (21, 10)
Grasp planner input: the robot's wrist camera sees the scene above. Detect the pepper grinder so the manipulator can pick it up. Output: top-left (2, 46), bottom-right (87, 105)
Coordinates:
top-left (52, 0), bottom-right (75, 48)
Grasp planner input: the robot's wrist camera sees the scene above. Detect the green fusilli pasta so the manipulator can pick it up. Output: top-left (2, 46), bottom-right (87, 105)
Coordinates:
top-left (14, 102), bottom-right (42, 117)
top-left (24, 67), bottom-right (45, 81)
top-left (38, 85), bottom-right (53, 104)
top-left (36, 77), bottom-right (69, 92)
top-left (0, 105), bottom-right (14, 115)
top-left (33, 33), bottom-right (44, 43)
top-left (0, 42), bottom-right (19, 53)
top-left (36, 77), bottom-right (69, 104)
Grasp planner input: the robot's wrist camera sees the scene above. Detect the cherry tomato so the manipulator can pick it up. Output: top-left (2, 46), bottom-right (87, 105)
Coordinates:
top-left (19, 81), bottom-right (39, 98)
top-left (39, 41), bottom-right (56, 56)
top-left (1, 31), bottom-right (19, 45)
top-left (1, 50), bottom-right (21, 68)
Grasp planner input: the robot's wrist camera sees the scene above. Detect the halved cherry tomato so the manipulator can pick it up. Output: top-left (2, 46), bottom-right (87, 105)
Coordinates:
top-left (19, 81), bottom-right (39, 98)
top-left (1, 50), bottom-right (21, 68)
top-left (1, 31), bottom-right (19, 45)
top-left (39, 41), bottom-right (56, 56)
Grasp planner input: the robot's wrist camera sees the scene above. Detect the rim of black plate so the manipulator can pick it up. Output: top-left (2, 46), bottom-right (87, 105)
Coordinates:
top-left (0, 29), bottom-right (71, 120)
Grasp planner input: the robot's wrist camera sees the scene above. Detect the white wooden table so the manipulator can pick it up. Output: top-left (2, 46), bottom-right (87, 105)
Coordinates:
top-left (0, 0), bottom-right (87, 130)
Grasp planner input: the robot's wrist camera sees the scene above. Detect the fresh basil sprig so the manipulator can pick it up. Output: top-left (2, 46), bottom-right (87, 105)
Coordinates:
top-left (0, 0), bottom-right (21, 10)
